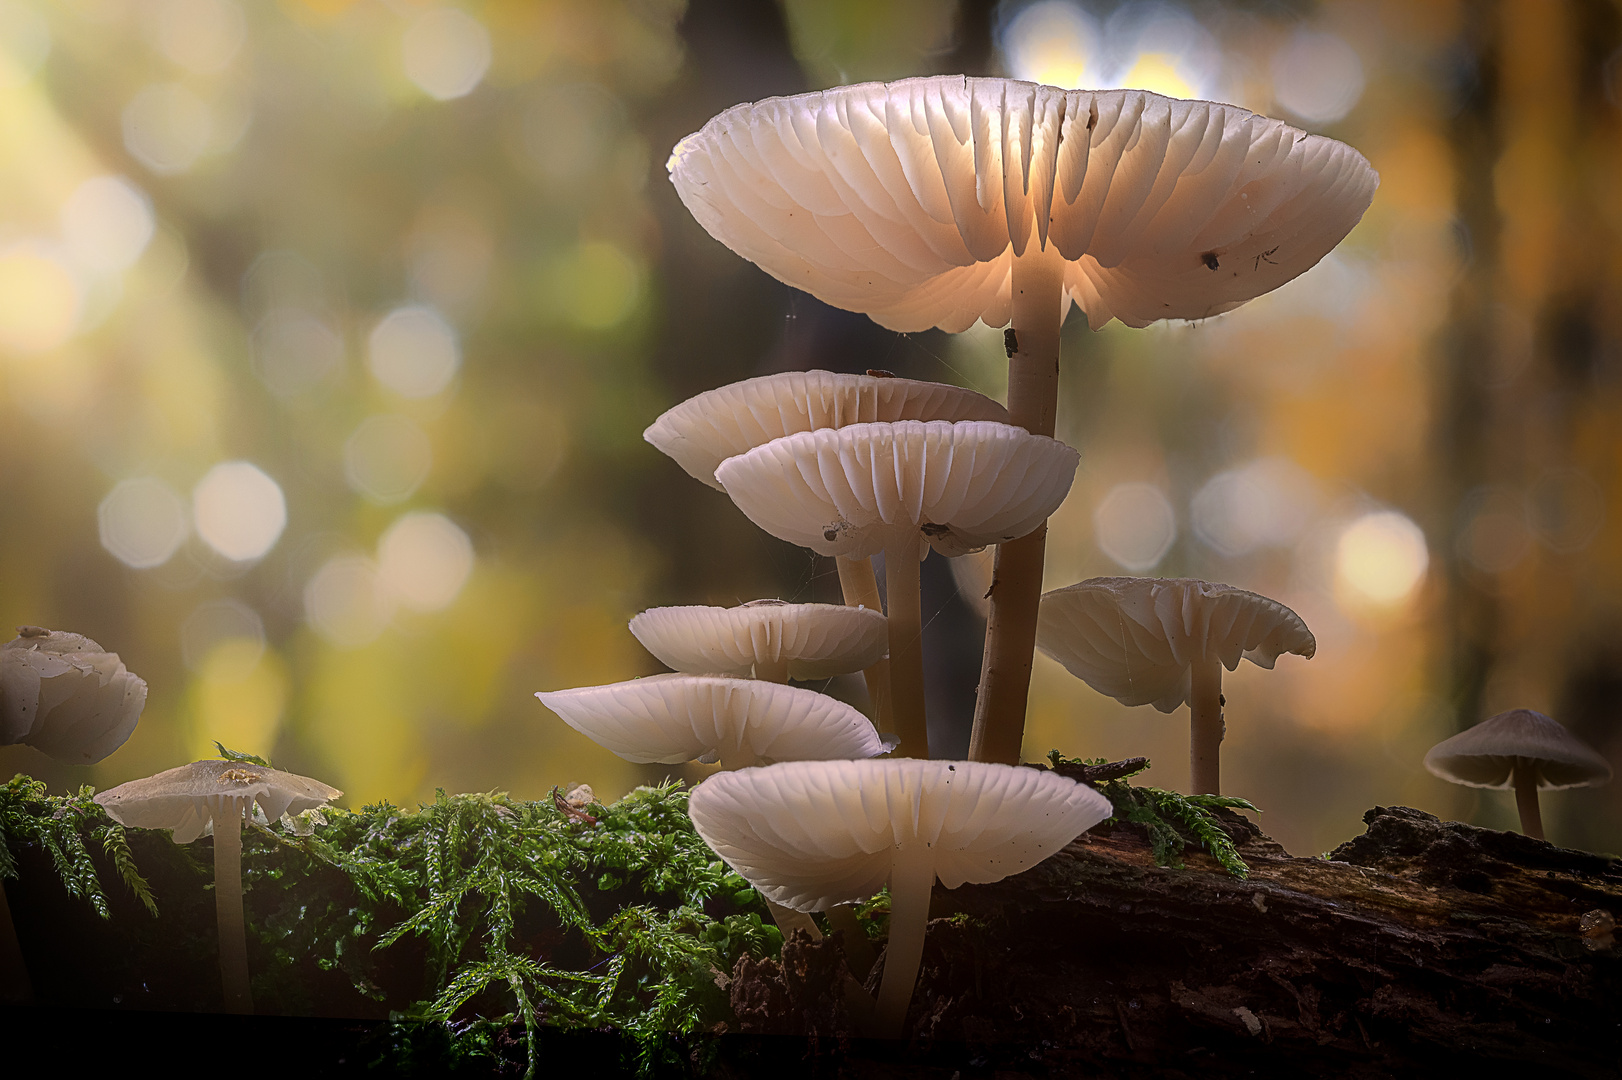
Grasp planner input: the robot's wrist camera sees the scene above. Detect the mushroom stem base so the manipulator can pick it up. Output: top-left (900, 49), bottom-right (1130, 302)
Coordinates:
top-left (874, 840), bottom-right (935, 1037)
top-left (1512, 761), bottom-right (1544, 840)
top-left (214, 799), bottom-right (254, 1014)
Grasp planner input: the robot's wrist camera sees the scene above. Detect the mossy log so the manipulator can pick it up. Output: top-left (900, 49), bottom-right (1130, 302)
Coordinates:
top-left (727, 806), bottom-right (1622, 1077)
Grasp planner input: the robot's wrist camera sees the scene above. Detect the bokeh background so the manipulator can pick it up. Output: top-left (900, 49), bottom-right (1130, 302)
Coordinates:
top-left (1, 0), bottom-right (1619, 858)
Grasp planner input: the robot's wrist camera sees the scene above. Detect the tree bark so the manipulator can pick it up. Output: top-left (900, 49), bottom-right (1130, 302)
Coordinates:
top-left (728, 804), bottom-right (1621, 1076)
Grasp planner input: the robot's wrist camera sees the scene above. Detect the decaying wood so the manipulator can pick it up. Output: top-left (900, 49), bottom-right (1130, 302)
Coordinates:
top-left (727, 805), bottom-right (1622, 1076)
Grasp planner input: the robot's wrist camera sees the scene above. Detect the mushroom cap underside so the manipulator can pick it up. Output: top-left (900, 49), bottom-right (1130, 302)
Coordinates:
top-left (630, 601), bottom-right (888, 679)
top-left (686, 758), bottom-right (1111, 911)
top-left (537, 674), bottom-right (886, 766)
top-left (1, 627), bottom-right (148, 764)
top-left (1036, 576), bottom-right (1315, 712)
top-left (94, 759), bottom-right (342, 843)
top-left (669, 76), bottom-right (1378, 333)
top-left (1424, 709), bottom-right (1613, 790)
top-left (645, 369), bottom-right (1008, 490)
top-left (715, 419), bottom-right (1079, 560)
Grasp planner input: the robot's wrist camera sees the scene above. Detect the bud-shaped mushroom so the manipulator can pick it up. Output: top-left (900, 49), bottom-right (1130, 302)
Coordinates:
top-left (1424, 709), bottom-right (1612, 841)
top-left (94, 759), bottom-right (342, 1013)
top-left (1037, 577), bottom-right (1315, 794)
top-left (1, 626), bottom-right (147, 765)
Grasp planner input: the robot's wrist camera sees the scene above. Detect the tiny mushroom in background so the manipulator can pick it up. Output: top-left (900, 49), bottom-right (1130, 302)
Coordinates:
top-left (669, 76), bottom-right (1377, 768)
top-left (1037, 577), bottom-right (1315, 795)
top-left (717, 419), bottom-right (1079, 759)
top-left (688, 759), bottom-right (1112, 1037)
top-left (629, 600), bottom-right (887, 686)
top-left (1, 626), bottom-right (147, 765)
top-left (93, 758), bottom-right (342, 1014)
top-left (1424, 708), bottom-right (1613, 841)
top-left (645, 369), bottom-right (1007, 733)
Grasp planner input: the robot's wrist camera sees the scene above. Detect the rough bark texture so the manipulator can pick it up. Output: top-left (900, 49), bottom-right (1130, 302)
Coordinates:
top-left (726, 806), bottom-right (1621, 1077)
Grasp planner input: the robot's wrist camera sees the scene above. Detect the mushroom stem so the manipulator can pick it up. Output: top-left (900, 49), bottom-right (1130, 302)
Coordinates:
top-left (883, 539), bottom-right (928, 759)
top-left (764, 900), bottom-right (822, 942)
top-left (1512, 760), bottom-right (1545, 841)
top-left (969, 244), bottom-right (1066, 765)
top-left (837, 556), bottom-right (894, 735)
top-left (753, 655), bottom-right (789, 684)
top-left (1190, 658), bottom-right (1224, 795)
top-left (212, 796), bottom-right (254, 1014)
top-left (0, 879), bottom-right (33, 1004)
top-left (874, 838), bottom-right (935, 1037)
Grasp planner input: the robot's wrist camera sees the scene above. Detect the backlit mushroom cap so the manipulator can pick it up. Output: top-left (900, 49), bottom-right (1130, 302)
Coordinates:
top-left (687, 758), bottom-right (1111, 911)
top-left (93, 759), bottom-right (342, 843)
top-left (0, 626), bottom-right (148, 765)
top-left (669, 77), bottom-right (1378, 332)
top-left (537, 674), bottom-right (887, 769)
top-left (1424, 709), bottom-right (1613, 791)
top-left (629, 600), bottom-right (888, 680)
top-left (646, 369), bottom-right (1008, 490)
top-left (715, 420), bottom-right (1079, 560)
top-left (1037, 577), bottom-right (1315, 712)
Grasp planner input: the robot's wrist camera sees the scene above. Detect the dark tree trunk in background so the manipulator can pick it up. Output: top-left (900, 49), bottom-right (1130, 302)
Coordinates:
top-left (727, 807), bottom-right (1622, 1077)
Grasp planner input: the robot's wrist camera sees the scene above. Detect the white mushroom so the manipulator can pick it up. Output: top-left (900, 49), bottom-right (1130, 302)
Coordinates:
top-left (629, 600), bottom-right (888, 684)
top-left (536, 674), bottom-right (888, 771)
top-left (717, 420), bottom-right (1079, 758)
top-left (1037, 577), bottom-right (1315, 794)
top-left (94, 759), bottom-right (342, 1013)
top-left (0, 626), bottom-right (147, 765)
top-left (669, 76), bottom-right (1377, 767)
top-left (687, 759), bottom-right (1111, 1036)
top-left (1424, 709), bottom-right (1612, 841)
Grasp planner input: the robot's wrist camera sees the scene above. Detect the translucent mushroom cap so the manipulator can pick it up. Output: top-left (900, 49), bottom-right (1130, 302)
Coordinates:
top-left (715, 420), bottom-right (1079, 560)
top-left (669, 76), bottom-right (1379, 333)
top-left (0, 626), bottom-right (148, 765)
top-left (1037, 577), bottom-right (1316, 712)
top-left (536, 674), bottom-right (887, 769)
top-left (629, 600), bottom-right (888, 680)
top-left (1423, 709), bottom-right (1613, 791)
top-left (645, 369), bottom-right (1008, 490)
top-left (93, 759), bottom-right (342, 844)
top-left (687, 759), bottom-right (1111, 911)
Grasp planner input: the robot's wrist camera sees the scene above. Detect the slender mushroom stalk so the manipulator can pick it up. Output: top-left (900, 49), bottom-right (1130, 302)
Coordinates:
top-left (1424, 709), bottom-right (1612, 842)
top-left (1189, 658), bottom-right (1225, 796)
top-left (873, 836), bottom-right (935, 1034)
top-left (1512, 760), bottom-right (1545, 841)
top-left (836, 556), bottom-right (893, 736)
top-left (93, 759), bottom-right (342, 1014)
top-left (882, 539), bottom-right (928, 760)
top-left (669, 78), bottom-right (1378, 767)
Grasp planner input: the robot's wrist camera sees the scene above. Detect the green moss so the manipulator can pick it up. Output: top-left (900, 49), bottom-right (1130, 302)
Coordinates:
top-left (0, 774), bottom-right (775, 1076)
top-left (1047, 752), bottom-right (1260, 879)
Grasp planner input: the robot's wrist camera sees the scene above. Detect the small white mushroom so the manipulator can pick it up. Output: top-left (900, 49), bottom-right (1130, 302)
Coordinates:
top-left (0, 626), bottom-right (147, 765)
top-left (687, 759), bottom-right (1112, 1036)
top-left (717, 420), bottom-right (1079, 759)
top-left (1037, 577), bottom-right (1315, 794)
top-left (1424, 709), bottom-right (1612, 841)
top-left (629, 601), bottom-right (887, 684)
top-left (536, 674), bottom-right (888, 771)
top-left (94, 759), bottom-right (342, 1013)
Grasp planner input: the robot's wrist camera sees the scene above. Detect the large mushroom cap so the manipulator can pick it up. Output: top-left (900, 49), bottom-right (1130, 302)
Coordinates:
top-left (1037, 577), bottom-right (1315, 712)
top-left (630, 600), bottom-right (887, 680)
top-left (687, 758), bottom-right (1111, 911)
top-left (669, 76), bottom-right (1378, 333)
top-left (645, 369), bottom-right (1008, 490)
top-left (536, 674), bottom-right (886, 768)
top-left (1424, 709), bottom-right (1613, 791)
top-left (1, 626), bottom-right (148, 765)
top-left (715, 419), bottom-right (1079, 560)
top-left (94, 759), bottom-right (342, 843)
